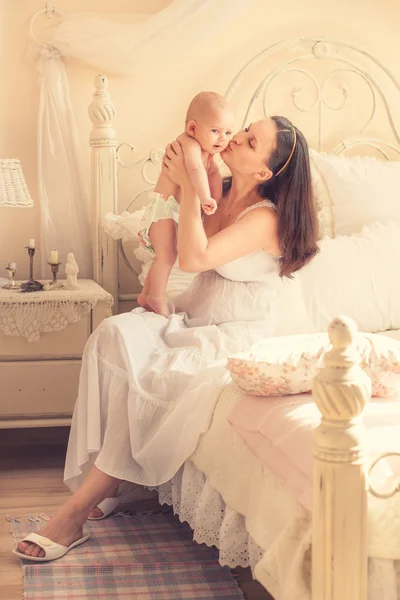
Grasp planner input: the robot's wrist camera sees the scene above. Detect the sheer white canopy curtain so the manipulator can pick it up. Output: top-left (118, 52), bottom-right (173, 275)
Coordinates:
top-left (31, 0), bottom-right (255, 278)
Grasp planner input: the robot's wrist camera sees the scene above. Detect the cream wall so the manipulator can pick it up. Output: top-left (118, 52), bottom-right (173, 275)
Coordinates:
top-left (1, 0), bottom-right (399, 282)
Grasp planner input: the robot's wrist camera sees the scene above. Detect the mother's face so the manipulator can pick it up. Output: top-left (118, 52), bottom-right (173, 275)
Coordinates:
top-left (220, 119), bottom-right (277, 180)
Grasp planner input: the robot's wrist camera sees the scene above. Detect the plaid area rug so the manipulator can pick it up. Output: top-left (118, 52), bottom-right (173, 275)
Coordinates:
top-left (8, 512), bottom-right (244, 599)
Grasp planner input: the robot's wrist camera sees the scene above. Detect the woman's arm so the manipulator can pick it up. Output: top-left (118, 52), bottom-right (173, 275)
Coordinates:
top-left (163, 141), bottom-right (278, 273)
top-left (179, 192), bottom-right (277, 272)
top-left (176, 133), bottom-right (212, 203)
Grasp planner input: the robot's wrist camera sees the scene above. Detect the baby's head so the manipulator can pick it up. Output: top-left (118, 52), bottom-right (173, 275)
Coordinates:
top-left (185, 92), bottom-right (235, 155)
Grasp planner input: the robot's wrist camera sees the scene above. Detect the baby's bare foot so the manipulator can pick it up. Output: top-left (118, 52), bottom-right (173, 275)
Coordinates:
top-left (137, 293), bottom-right (150, 310)
top-left (146, 296), bottom-right (170, 318)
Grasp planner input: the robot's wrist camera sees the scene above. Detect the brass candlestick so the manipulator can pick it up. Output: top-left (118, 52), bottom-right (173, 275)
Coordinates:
top-left (20, 246), bottom-right (44, 293)
top-left (47, 261), bottom-right (62, 286)
top-left (3, 265), bottom-right (21, 290)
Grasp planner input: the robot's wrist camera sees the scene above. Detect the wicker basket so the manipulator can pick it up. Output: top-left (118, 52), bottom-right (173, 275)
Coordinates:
top-left (0, 159), bottom-right (34, 207)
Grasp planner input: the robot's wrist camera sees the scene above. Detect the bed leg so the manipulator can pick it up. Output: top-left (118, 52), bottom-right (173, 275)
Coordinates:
top-left (311, 316), bottom-right (371, 600)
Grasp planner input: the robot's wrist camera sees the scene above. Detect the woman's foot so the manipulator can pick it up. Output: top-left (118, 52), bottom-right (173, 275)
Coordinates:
top-left (146, 295), bottom-right (170, 317)
top-left (17, 507), bottom-right (84, 559)
top-left (89, 506), bottom-right (107, 519)
top-left (88, 486), bottom-right (119, 519)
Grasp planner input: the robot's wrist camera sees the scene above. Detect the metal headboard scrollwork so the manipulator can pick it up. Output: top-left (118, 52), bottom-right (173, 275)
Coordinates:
top-left (225, 37), bottom-right (400, 158)
top-left (115, 144), bottom-right (164, 277)
top-left (369, 452), bottom-right (400, 500)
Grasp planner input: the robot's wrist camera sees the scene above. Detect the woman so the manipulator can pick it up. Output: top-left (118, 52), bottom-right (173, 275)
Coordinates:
top-left (14, 116), bottom-right (318, 561)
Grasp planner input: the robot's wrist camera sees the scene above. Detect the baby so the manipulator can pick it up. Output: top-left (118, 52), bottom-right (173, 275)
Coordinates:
top-left (137, 91), bottom-right (235, 317)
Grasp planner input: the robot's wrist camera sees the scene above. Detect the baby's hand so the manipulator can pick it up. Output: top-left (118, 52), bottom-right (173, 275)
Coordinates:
top-left (201, 197), bottom-right (218, 216)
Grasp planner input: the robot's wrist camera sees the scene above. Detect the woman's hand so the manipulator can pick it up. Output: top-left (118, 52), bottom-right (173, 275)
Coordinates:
top-left (162, 141), bottom-right (190, 187)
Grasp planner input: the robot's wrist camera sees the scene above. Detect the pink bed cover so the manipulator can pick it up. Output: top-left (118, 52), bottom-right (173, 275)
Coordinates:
top-left (228, 390), bottom-right (400, 510)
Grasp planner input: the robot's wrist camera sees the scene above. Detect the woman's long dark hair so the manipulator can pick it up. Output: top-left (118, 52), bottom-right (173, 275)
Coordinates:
top-left (224, 116), bottom-right (319, 278)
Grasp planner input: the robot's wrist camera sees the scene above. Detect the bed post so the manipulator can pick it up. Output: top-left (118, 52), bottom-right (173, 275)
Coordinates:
top-left (88, 74), bottom-right (118, 312)
top-left (312, 316), bottom-right (371, 600)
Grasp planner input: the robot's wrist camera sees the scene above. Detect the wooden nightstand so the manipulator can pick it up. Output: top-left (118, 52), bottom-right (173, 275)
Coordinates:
top-left (0, 279), bottom-right (113, 428)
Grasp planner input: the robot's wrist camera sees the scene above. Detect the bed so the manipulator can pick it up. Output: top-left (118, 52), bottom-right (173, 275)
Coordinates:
top-left (88, 37), bottom-right (400, 600)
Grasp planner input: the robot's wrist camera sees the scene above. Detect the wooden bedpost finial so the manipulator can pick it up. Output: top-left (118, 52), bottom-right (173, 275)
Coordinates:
top-left (312, 315), bottom-right (369, 600)
top-left (88, 74), bottom-right (117, 146)
top-left (328, 315), bottom-right (357, 350)
top-left (94, 74), bottom-right (108, 91)
top-left (312, 315), bottom-right (371, 422)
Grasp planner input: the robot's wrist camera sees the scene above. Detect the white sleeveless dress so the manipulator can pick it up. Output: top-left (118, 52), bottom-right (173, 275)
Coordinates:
top-left (64, 201), bottom-right (281, 491)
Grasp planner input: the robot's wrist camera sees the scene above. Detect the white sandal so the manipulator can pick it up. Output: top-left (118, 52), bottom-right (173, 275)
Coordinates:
top-left (87, 496), bottom-right (122, 521)
top-left (88, 484), bottom-right (156, 521)
top-left (13, 529), bottom-right (90, 562)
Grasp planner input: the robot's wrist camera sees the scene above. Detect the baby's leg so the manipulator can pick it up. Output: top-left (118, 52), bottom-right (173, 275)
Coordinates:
top-left (147, 219), bottom-right (177, 317)
top-left (137, 269), bottom-right (152, 310)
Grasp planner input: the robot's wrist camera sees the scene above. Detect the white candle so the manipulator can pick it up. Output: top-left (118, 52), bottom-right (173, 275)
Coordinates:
top-left (50, 249), bottom-right (59, 263)
top-left (28, 238), bottom-right (35, 248)
top-left (8, 262), bottom-right (16, 269)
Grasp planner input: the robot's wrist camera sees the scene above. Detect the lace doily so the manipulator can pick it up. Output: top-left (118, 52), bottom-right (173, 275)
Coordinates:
top-left (0, 279), bottom-right (113, 342)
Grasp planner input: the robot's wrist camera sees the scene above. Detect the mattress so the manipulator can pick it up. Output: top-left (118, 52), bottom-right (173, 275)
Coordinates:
top-left (229, 391), bottom-right (400, 559)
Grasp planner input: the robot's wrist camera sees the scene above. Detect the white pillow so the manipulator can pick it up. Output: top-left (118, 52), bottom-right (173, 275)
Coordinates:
top-left (309, 152), bottom-right (334, 238)
top-left (299, 221), bottom-right (400, 333)
top-left (103, 209), bottom-right (145, 242)
top-left (273, 276), bottom-right (314, 336)
top-left (310, 151), bottom-right (400, 236)
top-left (226, 331), bottom-right (400, 398)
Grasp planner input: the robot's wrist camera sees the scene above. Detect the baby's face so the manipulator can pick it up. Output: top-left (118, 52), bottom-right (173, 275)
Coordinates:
top-left (194, 107), bottom-right (235, 155)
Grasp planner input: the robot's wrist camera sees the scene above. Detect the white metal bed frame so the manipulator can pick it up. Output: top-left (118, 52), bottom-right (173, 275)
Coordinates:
top-left (87, 37), bottom-right (400, 600)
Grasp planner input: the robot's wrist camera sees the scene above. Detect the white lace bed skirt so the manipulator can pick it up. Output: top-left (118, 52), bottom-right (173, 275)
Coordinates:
top-left (158, 460), bottom-right (265, 570)
top-left (157, 458), bottom-right (310, 600)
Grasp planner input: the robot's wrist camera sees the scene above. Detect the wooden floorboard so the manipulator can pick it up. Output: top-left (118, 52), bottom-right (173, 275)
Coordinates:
top-left (0, 427), bottom-right (273, 600)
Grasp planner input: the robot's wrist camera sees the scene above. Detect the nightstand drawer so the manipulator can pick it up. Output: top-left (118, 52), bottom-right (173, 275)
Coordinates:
top-left (0, 280), bottom-right (112, 428)
top-left (0, 360), bottom-right (80, 419)
top-left (0, 317), bottom-right (90, 359)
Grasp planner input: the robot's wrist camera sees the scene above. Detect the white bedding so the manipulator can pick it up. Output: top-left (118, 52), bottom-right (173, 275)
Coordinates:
top-left (158, 380), bottom-right (400, 600)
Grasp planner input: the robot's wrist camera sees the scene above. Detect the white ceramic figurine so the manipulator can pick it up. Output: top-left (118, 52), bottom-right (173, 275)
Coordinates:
top-left (65, 252), bottom-right (80, 289)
